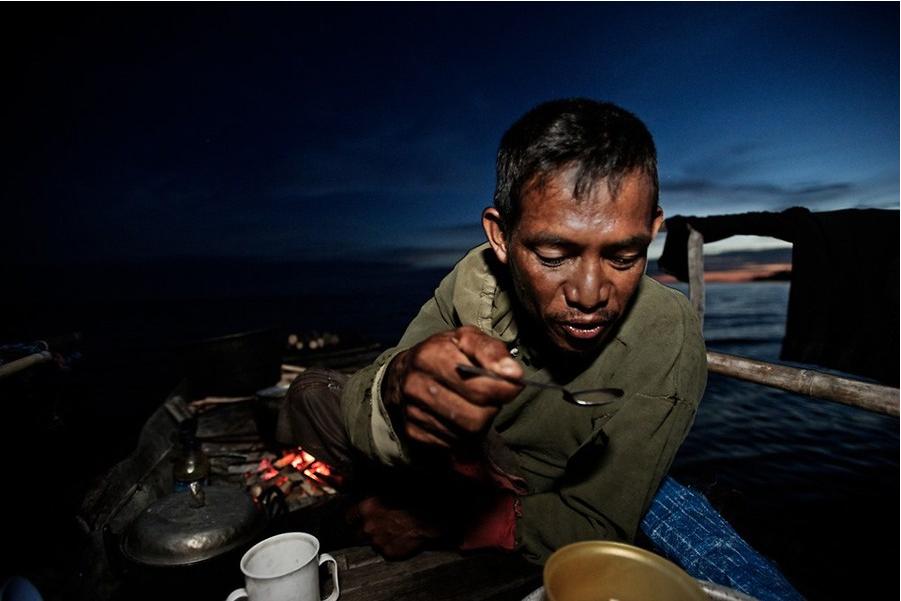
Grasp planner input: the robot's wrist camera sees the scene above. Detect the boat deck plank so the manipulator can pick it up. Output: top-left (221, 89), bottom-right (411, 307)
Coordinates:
top-left (329, 545), bottom-right (541, 601)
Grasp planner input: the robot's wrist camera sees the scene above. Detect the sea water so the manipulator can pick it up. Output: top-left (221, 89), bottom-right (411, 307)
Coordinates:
top-left (667, 282), bottom-right (898, 601)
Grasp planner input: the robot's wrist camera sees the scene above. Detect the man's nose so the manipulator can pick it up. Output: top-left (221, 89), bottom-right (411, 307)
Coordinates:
top-left (564, 260), bottom-right (609, 312)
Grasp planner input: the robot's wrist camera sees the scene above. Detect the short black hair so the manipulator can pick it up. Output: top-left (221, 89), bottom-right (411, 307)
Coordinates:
top-left (493, 98), bottom-right (658, 230)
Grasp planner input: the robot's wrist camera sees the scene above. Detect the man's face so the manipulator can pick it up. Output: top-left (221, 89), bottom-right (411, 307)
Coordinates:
top-left (484, 168), bottom-right (663, 354)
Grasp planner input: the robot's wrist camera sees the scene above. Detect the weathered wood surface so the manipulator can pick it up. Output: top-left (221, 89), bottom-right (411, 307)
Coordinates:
top-left (707, 350), bottom-right (899, 417)
top-left (329, 545), bottom-right (541, 601)
top-left (686, 225), bottom-right (705, 329)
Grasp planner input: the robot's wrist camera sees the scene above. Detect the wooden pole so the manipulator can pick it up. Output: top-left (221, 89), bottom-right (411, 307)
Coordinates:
top-left (707, 350), bottom-right (899, 417)
top-left (687, 225), bottom-right (705, 328)
top-left (0, 351), bottom-right (53, 379)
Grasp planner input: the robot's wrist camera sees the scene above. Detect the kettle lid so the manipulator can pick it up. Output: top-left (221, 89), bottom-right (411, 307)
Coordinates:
top-left (122, 486), bottom-right (264, 567)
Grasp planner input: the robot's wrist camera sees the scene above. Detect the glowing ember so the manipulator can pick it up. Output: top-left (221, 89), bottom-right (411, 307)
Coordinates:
top-left (245, 445), bottom-right (340, 504)
top-left (273, 453), bottom-right (298, 469)
top-left (290, 450), bottom-right (316, 471)
top-left (260, 468), bottom-right (279, 481)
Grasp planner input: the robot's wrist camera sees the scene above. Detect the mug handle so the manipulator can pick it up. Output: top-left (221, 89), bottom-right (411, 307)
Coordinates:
top-left (319, 552), bottom-right (340, 601)
top-left (225, 588), bottom-right (248, 601)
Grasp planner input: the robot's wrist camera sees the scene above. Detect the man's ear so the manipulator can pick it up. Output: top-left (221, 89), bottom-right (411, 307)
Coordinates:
top-left (651, 205), bottom-right (665, 239)
top-left (482, 207), bottom-right (509, 264)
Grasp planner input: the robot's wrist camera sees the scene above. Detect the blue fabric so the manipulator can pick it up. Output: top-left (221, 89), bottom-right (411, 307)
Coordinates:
top-left (641, 477), bottom-right (805, 601)
top-left (0, 577), bottom-right (43, 601)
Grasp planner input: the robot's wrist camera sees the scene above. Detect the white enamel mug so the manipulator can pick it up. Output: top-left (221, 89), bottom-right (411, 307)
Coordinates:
top-left (225, 532), bottom-right (339, 601)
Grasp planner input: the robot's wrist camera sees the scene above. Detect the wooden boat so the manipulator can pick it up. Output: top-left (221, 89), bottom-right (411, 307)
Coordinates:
top-left (73, 296), bottom-right (898, 601)
top-left (73, 350), bottom-right (764, 601)
top-left (11, 209), bottom-right (899, 599)
top-left (39, 305), bottom-right (898, 600)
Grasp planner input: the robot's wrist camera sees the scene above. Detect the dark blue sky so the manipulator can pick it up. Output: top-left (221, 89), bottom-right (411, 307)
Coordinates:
top-left (4, 3), bottom-right (898, 268)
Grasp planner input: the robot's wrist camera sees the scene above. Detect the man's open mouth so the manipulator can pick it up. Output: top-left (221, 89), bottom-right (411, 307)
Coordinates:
top-left (560, 321), bottom-right (607, 340)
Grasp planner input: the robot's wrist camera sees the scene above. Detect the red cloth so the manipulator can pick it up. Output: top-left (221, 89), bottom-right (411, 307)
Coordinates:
top-left (460, 492), bottom-right (520, 551)
top-left (450, 451), bottom-right (527, 551)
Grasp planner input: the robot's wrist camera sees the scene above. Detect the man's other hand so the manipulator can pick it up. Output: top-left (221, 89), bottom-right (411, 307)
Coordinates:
top-left (382, 325), bottom-right (524, 449)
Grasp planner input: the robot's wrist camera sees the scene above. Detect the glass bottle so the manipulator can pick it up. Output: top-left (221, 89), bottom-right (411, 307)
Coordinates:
top-left (173, 418), bottom-right (210, 492)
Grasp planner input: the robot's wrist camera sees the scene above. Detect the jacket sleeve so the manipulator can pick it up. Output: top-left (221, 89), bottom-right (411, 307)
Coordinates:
top-left (339, 267), bottom-right (461, 463)
top-left (515, 303), bottom-right (707, 563)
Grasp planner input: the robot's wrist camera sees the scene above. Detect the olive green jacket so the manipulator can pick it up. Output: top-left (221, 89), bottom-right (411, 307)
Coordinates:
top-left (340, 243), bottom-right (707, 562)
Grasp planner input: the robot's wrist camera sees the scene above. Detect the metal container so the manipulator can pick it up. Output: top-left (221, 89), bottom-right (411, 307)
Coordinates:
top-left (543, 541), bottom-right (708, 601)
top-left (121, 485), bottom-right (265, 567)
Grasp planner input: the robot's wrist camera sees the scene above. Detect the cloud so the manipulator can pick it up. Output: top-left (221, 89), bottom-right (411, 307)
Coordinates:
top-left (664, 133), bottom-right (898, 216)
top-left (660, 177), bottom-right (885, 215)
top-left (677, 142), bottom-right (769, 180)
top-left (663, 178), bottom-right (852, 199)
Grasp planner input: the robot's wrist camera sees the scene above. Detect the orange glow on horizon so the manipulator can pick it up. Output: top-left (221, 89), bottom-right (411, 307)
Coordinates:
top-left (652, 263), bottom-right (791, 284)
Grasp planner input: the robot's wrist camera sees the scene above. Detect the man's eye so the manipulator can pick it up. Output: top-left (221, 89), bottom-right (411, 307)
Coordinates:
top-left (537, 255), bottom-right (566, 267)
top-left (610, 255), bottom-right (640, 269)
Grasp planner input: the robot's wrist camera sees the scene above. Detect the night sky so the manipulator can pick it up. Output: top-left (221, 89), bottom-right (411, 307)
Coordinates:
top-left (3, 3), bottom-right (898, 269)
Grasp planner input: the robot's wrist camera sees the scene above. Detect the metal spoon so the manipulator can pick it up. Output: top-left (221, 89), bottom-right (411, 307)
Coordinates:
top-left (456, 363), bottom-right (624, 407)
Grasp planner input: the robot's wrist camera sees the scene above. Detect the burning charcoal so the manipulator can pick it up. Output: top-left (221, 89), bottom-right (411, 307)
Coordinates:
top-left (290, 449), bottom-right (317, 471)
top-left (273, 452), bottom-right (298, 469)
top-left (299, 480), bottom-right (323, 497)
top-left (275, 475), bottom-right (291, 494)
top-left (259, 468), bottom-right (279, 481)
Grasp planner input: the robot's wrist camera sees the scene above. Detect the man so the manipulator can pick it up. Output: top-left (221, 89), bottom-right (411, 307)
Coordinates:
top-left (278, 98), bottom-right (706, 564)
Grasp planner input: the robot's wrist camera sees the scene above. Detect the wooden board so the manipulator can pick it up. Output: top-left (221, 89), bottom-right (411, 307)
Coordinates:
top-left (329, 545), bottom-right (541, 601)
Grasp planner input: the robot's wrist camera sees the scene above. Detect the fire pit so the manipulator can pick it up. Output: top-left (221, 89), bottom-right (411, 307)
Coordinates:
top-left (77, 366), bottom-right (345, 600)
top-left (242, 447), bottom-right (341, 502)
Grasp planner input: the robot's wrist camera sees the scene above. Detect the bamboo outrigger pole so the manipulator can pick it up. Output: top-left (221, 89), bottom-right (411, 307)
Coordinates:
top-left (706, 350), bottom-right (899, 417)
top-left (0, 351), bottom-right (53, 379)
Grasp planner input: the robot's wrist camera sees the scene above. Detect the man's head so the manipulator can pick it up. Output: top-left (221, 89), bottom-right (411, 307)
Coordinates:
top-left (482, 99), bottom-right (664, 354)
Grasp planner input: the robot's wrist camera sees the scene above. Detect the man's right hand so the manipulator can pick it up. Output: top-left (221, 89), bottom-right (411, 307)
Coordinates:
top-left (381, 325), bottom-right (524, 450)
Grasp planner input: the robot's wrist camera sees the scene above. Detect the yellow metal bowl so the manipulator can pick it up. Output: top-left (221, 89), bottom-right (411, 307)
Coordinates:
top-left (543, 541), bottom-right (708, 601)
